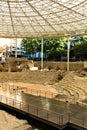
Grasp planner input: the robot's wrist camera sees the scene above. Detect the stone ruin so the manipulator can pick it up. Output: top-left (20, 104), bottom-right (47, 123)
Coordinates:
top-left (0, 58), bottom-right (34, 72)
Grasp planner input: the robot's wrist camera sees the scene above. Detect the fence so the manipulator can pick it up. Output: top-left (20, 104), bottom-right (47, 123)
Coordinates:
top-left (0, 95), bottom-right (87, 129)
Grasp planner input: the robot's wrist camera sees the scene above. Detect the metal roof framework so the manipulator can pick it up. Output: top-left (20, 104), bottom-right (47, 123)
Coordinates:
top-left (0, 0), bottom-right (87, 38)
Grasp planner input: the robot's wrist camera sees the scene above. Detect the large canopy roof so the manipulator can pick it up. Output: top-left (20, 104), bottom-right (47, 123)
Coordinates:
top-left (0, 0), bottom-right (87, 38)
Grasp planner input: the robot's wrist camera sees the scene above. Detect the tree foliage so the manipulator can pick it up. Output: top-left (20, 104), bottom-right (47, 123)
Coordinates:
top-left (22, 38), bottom-right (41, 54)
top-left (22, 37), bottom-right (68, 60)
top-left (74, 35), bottom-right (87, 60)
top-left (22, 35), bottom-right (87, 61)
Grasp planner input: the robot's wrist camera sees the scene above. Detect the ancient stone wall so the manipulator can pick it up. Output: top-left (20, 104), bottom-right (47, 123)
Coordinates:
top-left (34, 61), bottom-right (85, 71)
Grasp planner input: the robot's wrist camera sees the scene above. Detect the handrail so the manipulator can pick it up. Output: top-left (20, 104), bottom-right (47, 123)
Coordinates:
top-left (0, 95), bottom-right (87, 129)
top-left (0, 95), bottom-right (64, 126)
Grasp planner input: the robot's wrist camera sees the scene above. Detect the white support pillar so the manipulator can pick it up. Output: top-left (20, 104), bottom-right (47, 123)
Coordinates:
top-left (41, 37), bottom-right (44, 70)
top-left (67, 39), bottom-right (70, 72)
top-left (15, 38), bottom-right (17, 58)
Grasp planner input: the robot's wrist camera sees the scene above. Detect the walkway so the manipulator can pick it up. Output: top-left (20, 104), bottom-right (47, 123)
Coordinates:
top-left (0, 84), bottom-right (87, 129)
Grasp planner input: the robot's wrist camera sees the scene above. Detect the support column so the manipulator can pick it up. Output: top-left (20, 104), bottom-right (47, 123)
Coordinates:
top-left (15, 38), bottom-right (17, 58)
top-left (41, 37), bottom-right (44, 70)
top-left (67, 39), bottom-right (70, 72)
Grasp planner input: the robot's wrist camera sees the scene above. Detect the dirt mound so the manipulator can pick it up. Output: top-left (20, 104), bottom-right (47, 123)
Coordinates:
top-left (0, 71), bottom-right (59, 84)
top-left (54, 71), bottom-right (87, 101)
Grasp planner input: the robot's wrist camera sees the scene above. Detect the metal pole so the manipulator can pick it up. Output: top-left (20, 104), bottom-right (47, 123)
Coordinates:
top-left (67, 39), bottom-right (70, 72)
top-left (41, 37), bottom-right (43, 70)
top-left (15, 38), bottom-right (17, 58)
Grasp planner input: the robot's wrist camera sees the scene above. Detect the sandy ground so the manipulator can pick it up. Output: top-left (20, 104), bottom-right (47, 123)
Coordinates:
top-left (0, 71), bottom-right (60, 99)
top-left (0, 110), bottom-right (32, 130)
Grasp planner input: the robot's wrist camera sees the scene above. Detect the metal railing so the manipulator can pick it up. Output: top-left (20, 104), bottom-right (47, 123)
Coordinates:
top-left (0, 95), bottom-right (87, 129)
top-left (0, 95), bottom-right (67, 127)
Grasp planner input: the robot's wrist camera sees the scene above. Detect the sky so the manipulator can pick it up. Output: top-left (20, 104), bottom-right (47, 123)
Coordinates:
top-left (0, 38), bottom-right (22, 47)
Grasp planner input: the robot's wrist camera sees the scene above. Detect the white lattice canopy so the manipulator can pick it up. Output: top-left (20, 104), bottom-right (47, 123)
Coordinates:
top-left (0, 0), bottom-right (87, 38)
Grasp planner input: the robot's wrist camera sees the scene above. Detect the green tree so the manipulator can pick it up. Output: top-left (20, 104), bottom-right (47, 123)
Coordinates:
top-left (44, 38), bottom-right (67, 61)
top-left (74, 35), bottom-right (87, 60)
top-left (22, 38), bottom-right (41, 53)
top-left (22, 37), bottom-right (68, 61)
